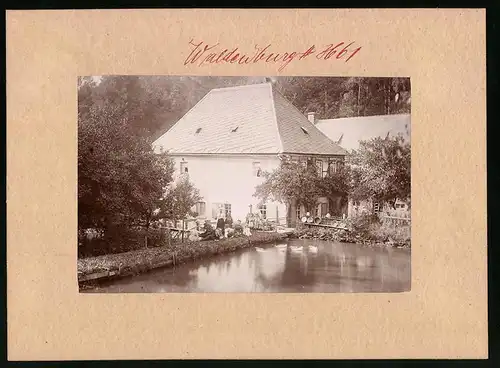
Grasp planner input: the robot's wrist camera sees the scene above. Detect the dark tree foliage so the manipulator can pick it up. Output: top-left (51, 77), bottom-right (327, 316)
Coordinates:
top-left (273, 76), bottom-right (411, 119)
top-left (78, 76), bottom-right (204, 232)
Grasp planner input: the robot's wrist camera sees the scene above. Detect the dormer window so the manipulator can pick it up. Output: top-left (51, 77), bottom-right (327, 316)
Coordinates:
top-left (195, 128), bottom-right (202, 134)
top-left (300, 127), bottom-right (309, 135)
top-left (231, 126), bottom-right (239, 132)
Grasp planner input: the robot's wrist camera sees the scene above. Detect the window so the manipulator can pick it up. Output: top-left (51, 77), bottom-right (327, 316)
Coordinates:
top-left (300, 126), bottom-right (309, 135)
top-left (316, 160), bottom-right (323, 177)
top-left (195, 202), bottom-right (206, 217)
top-left (252, 162), bottom-right (262, 177)
top-left (321, 160), bottom-right (328, 177)
top-left (180, 161), bottom-right (189, 174)
top-left (212, 203), bottom-right (231, 218)
top-left (259, 204), bottom-right (267, 219)
top-left (328, 159), bottom-right (335, 174)
top-left (329, 159), bottom-right (343, 175)
top-left (373, 202), bottom-right (380, 213)
top-left (296, 207), bottom-right (301, 219)
top-left (195, 128), bottom-right (202, 134)
top-left (224, 203), bottom-right (232, 217)
top-left (231, 126), bottom-right (239, 132)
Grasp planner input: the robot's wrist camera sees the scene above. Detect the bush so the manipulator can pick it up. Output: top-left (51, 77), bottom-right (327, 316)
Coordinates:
top-left (346, 213), bottom-right (380, 234)
top-left (78, 226), bottom-right (168, 257)
top-left (369, 222), bottom-right (411, 245)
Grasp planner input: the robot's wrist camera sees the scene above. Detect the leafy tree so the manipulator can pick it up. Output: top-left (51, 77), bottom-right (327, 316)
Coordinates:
top-left (348, 135), bottom-right (411, 208)
top-left (78, 101), bottom-right (175, 232)
top-left (158, 175), bottom-right (202, 222)
top-left (254, 157), bottom-right (322, 224)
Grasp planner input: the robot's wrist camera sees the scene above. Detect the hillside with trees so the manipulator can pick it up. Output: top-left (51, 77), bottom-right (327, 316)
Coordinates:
top-left (79, 76), bottom-right (411, 140)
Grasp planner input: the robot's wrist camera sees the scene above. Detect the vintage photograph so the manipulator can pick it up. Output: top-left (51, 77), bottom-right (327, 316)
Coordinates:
top-left (78, 76), bottom-right (411, 293)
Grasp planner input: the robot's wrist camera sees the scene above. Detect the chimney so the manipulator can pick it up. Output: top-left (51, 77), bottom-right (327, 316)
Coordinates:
top-left (307, 111), bottom-right (316, 124)
top-left (264, 77), bottom-right (276, 84)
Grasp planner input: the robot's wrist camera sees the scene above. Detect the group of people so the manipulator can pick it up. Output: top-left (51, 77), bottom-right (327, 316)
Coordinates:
top-left (196, 214), bottom-right (250, 241)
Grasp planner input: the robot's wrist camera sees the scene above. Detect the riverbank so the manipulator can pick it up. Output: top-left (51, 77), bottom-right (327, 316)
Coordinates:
top-left (291, 223), bottom-right (411, 249)
top-left (78, 231), bottom-right (287, 288)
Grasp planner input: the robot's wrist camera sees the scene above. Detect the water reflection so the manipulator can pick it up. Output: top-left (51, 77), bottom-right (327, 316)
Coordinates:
top-left (85, 239), bottom-right (411, 293)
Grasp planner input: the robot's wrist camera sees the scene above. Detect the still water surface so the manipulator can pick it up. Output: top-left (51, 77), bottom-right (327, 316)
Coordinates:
top-left (84, 239), bottom-right (411, 293)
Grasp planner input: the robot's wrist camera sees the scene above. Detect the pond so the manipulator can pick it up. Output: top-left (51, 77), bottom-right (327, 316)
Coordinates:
top-left (82, 238), bottom-right (411, 293)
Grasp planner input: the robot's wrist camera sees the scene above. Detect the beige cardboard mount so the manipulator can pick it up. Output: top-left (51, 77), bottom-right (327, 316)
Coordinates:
top-left (6, 9), bottom-right (487, 360)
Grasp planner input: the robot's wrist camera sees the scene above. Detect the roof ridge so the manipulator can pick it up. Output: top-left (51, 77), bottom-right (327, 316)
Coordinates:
top-left (210, 82), bottom-right (269, 93)
top-left (317, 113), bottom-right (411, 122)
top-left (268, 84), bottom-right (284, 153)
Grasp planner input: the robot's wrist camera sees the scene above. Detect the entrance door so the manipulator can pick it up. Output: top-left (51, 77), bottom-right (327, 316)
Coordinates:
top-left (320, 203), bottom-right (328, 217)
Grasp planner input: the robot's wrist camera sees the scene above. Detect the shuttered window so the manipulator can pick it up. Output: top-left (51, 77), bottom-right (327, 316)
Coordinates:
top-left (259, 204), bottom-right (267, 219)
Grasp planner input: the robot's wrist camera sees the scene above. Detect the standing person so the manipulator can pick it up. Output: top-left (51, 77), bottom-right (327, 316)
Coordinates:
top-left (216, 217), bottom-right (225, 238)
top-left (225, 213), bottom-right (233, 228)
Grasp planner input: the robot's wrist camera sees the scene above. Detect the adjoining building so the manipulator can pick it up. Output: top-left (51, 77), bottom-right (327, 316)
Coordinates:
top-left (314, 113), bottom-right (411, 218)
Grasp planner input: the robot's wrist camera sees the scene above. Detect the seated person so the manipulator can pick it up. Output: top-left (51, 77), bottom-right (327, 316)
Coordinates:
top-left (233, 220), bottom-right (244, 235)
top-left (225, 227), bottom-right (235, 238)
top-left (188, 229), bottom-right (201, 242)
top-left (199, 221), bottom-right (216, 241)
top-left (215, 227), bottom-right (224, 239)
top-left (243, 226), bottom-right (252, 237)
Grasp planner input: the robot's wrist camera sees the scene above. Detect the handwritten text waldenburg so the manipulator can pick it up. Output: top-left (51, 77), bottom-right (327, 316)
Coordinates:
top-left (184, 40), bottom-right (362, 72)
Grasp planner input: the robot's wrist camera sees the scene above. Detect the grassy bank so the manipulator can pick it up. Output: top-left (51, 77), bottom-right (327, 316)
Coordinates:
top-left (78, 231), bottom-right (287, 287)
top-left (291, 219), bottom-right (411, 248)
top-left (78, 226), bottom-right (169, 258)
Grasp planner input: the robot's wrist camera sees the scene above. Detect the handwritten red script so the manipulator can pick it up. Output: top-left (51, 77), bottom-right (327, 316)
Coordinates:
top-left (184, 40), bottom-right (362, 72)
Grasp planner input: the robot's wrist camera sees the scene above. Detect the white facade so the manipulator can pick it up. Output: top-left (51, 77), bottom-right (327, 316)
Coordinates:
top-left (170, 154), bottom-right (335, 226)
top-left (170, 154), bottom-right (286, 224)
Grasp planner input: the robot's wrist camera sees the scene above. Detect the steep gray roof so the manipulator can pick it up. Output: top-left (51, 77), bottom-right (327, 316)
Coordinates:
top-left (153, 82), bottom-right (347, 156)
top-left (315, 114), bottom-right (411, 151)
